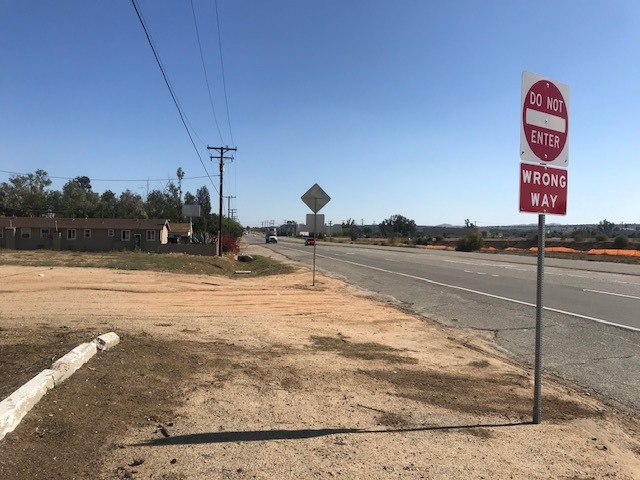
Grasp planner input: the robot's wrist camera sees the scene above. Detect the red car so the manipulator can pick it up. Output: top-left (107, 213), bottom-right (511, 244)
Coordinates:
top-left (305, 238), bottom-right (316, 246)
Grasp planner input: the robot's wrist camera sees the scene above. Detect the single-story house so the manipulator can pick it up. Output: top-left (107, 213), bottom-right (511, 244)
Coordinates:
top-left (168, 222), bottom-right (193, 243)
top-left (0, 217), bottom-right (170, 252)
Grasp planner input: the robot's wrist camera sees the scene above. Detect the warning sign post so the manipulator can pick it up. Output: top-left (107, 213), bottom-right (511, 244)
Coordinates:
top-left (519, 72), bottom-right (570, 425)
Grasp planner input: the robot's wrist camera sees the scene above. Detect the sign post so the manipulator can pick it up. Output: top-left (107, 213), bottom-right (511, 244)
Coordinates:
top-left (301, 184), bottom-right (331, 286)
top-left (520, 72), bottom-right (569, 424)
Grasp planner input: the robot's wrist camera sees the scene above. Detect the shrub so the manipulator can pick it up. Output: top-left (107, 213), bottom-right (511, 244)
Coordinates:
top-left (595, 233), bottom-right (608, 242)
top-left (572, 230), bottom-right (589, 242)
top-left (222, 236), bottom-right (239, 252)
top-left (613, 235), bottom-right (629, 248)
top-left (456, 231), bottom-right (484, 252)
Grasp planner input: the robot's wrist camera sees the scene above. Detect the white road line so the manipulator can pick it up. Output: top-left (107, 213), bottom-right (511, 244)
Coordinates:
top-left (309, 250), bottom-right (640, 334)
top-left (584, 289), bottom-right (640, 301)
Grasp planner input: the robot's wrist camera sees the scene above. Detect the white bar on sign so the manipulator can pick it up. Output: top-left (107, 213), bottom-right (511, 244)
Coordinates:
top-left (525, 108), bottom-right (566, 133)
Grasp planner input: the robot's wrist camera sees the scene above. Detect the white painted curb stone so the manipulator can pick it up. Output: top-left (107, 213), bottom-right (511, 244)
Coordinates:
top-left (51, 342), bottom-right (98, 385)
top-left (0, 369), bottom-right (55, 441)
top-left (0, 332), bottom-right (121, 441)
top-left (94, 332), bottom-right (120, 351)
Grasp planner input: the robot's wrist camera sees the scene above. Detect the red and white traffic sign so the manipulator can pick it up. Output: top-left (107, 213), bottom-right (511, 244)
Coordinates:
top-left (521, 72), bottom-right (570, 167)
top-left (519, 163), bottom-right (567, 215)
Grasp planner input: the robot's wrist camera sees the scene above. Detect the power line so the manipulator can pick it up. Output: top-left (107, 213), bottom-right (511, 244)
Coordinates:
top-left (0, 169), bottom-right (212, 184)
top-left (190, 0), bottom-right (225, 145)
top-left (131, 0), bottom-right (219, 196)
top-left (214, 0), bottom-right (235, 146)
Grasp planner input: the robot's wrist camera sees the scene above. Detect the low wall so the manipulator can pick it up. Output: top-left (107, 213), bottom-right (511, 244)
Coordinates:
top-left (158, 244), bottom-right (216, 256)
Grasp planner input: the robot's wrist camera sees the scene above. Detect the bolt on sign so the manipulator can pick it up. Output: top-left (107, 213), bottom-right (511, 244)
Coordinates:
top-left (521, 72), bottom-right (570, 167)
top-left (520, 163), bottom-right (567, 215)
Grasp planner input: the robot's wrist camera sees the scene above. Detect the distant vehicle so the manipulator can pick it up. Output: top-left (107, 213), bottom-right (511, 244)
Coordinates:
top-left (305, 238), bottom-right (316, 246)
top-left (265, 228), bottom-right (278, 244)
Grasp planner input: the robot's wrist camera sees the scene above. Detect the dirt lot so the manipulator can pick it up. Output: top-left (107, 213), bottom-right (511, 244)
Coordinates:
top-left (1, 246), bottom-right (639, 479)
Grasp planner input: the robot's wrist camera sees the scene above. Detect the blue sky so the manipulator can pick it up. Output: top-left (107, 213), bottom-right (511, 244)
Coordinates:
top-left (1, 1), bottom-right (638, 227)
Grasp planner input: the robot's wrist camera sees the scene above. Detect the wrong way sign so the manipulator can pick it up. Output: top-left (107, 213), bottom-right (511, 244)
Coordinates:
top-left (520, 163), bottom-right (567, 215)
top-left (521, 72), bottom-right (570, 167)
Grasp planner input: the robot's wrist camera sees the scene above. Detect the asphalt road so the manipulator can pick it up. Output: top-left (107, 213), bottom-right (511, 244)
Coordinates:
top-left (250, 235), bottom-right (640, 413)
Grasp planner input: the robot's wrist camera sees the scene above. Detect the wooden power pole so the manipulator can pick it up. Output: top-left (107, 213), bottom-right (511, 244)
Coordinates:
top-left (207, 145), bottom-right (237, 256)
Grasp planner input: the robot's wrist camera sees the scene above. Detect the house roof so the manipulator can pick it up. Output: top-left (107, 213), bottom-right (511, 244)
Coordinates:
top-left (169, 223), bottom-right (192, 235)
top-left (0, 217), bottom-right (170, 231)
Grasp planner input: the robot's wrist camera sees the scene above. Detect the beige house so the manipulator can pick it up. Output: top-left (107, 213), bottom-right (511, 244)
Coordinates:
top-left (0, 217), bottom-right (170, 252)
top-left (168, 222), bottom-right (193, 244)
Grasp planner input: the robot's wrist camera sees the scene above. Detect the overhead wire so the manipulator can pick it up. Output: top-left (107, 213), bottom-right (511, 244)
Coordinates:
top-left (210, 0), bottom-right (237, 220)
top-left (214, 0), bottom-right (235, 146)
top-left (0, 169), bottom-right (212, 184)
top-left (190, 0), bottom-right (225, 145)
top-left (130, 0), bottom-right (219, 196)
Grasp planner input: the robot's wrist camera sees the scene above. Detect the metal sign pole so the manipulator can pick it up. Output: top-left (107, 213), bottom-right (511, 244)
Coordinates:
top-left (301, 183), bottom-right (331, 288)
top-left (312, 207), bottom-right (317, 286)
top-left (533, 213), bottom-right (546, 424)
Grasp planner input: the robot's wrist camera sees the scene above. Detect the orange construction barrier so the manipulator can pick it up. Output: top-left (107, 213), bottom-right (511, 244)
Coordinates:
top-left (530, 247), bottom-right (581, 253)
top-left (587, 249), bottom-right (640, 257)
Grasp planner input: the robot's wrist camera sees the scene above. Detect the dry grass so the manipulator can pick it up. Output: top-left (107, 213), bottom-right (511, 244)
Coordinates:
top-left (0, 249), bottom-right (295, 277)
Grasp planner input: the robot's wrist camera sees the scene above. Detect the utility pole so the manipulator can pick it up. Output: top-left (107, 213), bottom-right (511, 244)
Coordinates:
top-left (224, 195), bottom-right (236, 234)
top-left (207, 145), bottom-right (237, 256)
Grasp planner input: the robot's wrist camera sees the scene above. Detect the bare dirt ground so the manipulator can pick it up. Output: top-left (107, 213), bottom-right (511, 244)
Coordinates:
top-left (1, 246), bottom-right (639, 479)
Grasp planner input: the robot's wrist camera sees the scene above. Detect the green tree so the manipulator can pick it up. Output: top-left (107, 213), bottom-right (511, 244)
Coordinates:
top-left (46, 190), bottom-right (63, 216)
top-left (572, 230), bottom-right (589, 242)
top-left (60, 176), bottom-right (99, 218)
top-left (183, 191), bottom-right (197, 206)
top-left (224, 217), bottom-right (245, 239)
top-left (378, 214), bottom-right (417, 238)
top-left (196, 186), bottom-right (211, 215)
top-left (176, 167), bottom-right (184, 200)
top-left (117, 190), bottom-right (148, 219)
top-left (190, 185), bottom-right (212, 235)
top-left (143, 182), bottom-right (182, 221)
top-left (0, 169), bottom-right (52, 216)
top-left (341, 218), bottom-right (360, 240)
top-left (456, 230), bottom-right (484, 252)
top-left (145, 190), bottom-right (169, 219)
top-left (95, 190), bottom-right (118, 218)
top-left (165, 181), bottom-right (182, 220)
top-left (597, 219), bottom-right (615, 236)
top-left (613, 235), bottom-right (629, 248)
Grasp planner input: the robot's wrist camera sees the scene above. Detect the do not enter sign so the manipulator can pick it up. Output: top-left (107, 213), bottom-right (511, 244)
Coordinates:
top-left (520, 72), bottom-right (570, 167)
